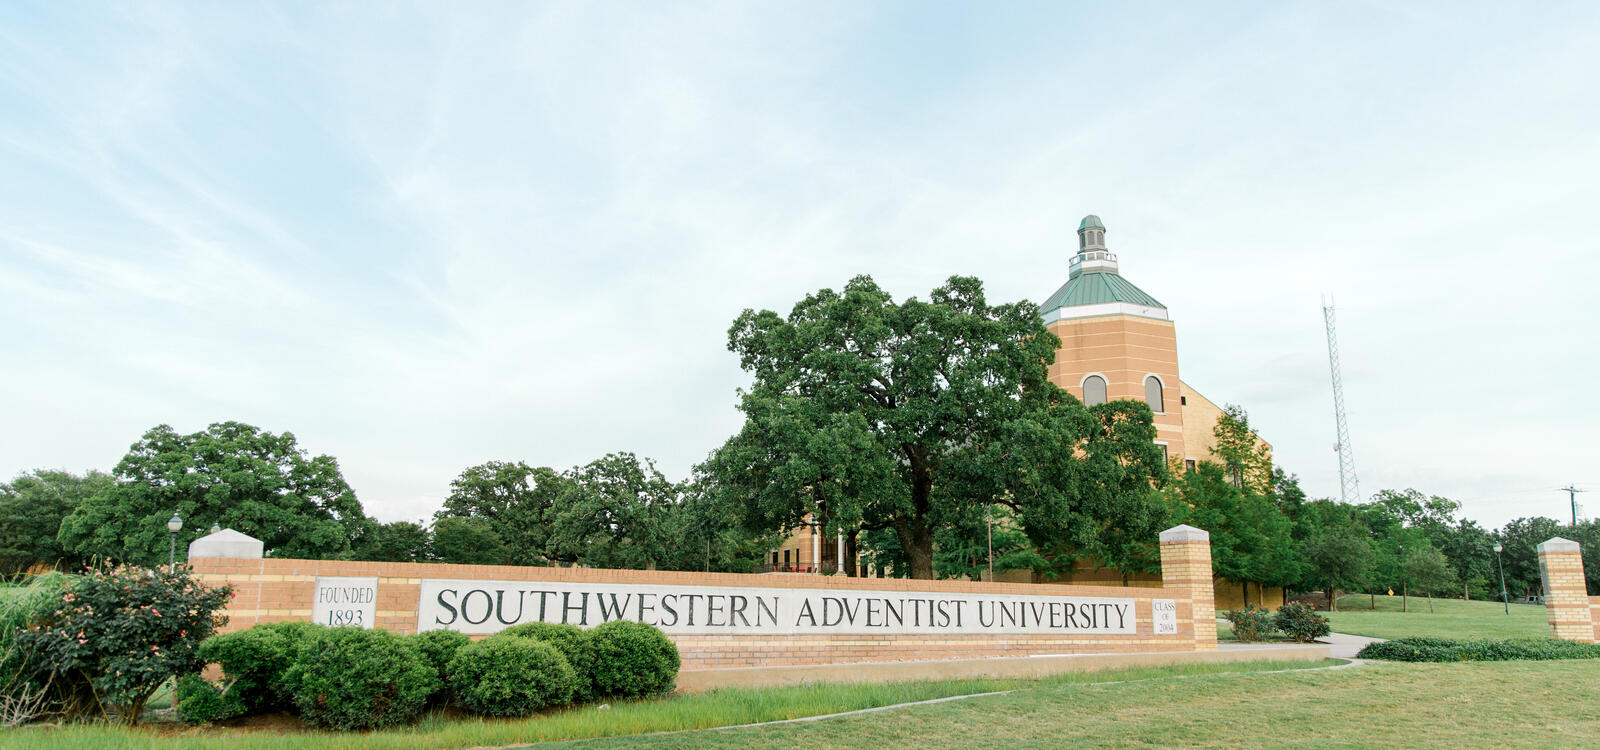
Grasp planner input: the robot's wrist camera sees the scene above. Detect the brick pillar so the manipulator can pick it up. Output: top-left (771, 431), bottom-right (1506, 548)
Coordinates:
top-left (1538, 537), bottom-right (1595, 643)
top-left (1161, 524), bottom-right (1217, 651)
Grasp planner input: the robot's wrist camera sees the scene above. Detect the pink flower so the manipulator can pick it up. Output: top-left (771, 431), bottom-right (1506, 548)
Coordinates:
top-left (78, 639), bottom-right (86, 645)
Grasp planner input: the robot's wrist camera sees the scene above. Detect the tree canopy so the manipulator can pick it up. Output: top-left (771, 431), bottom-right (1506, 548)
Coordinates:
top-left (435, 461), bottom-right (569, 566)
top-left (57, 422), bottom-right (368, 565)
top-left (715, 274), bottom-right (1168, 579)
top-left (0, 469), bottom-right (114, 574)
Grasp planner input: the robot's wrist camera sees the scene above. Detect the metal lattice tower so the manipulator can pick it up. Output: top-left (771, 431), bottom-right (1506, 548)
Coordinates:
top-left (1323, 300), bottom-right (1360, 504)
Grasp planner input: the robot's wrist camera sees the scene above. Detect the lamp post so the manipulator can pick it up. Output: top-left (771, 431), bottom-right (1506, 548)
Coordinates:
top-left (1398, 542), bottom-right (1407, 613)
top-left (167, 512), bottom-right (184, 569)
top-left (1493, 542), bottom-right (1509, 615)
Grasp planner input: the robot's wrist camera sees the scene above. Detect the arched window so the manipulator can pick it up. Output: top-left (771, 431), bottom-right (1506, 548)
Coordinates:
top-left (1082, 375), bottom-right (1107, 406)
top-left (1145, 375), bottom-right (1164, 413)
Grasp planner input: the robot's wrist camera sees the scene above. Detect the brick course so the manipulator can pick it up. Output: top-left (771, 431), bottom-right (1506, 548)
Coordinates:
top-left (1537, 538), bottom-right (1595, 643)
top-left (192, 527), bottom-right (1219, 669)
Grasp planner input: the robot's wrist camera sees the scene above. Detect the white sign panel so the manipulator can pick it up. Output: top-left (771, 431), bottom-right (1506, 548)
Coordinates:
top-left (1152, 598), bottom-right (1178, 635)
top-left (417, 579), bottom-right (1139, 636)
top-left (313, 576), bottom-right (378, 628)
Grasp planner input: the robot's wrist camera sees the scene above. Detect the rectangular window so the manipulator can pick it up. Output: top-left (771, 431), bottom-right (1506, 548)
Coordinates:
top-left (1185, 458), bottom-right (1197, 473)
top-left (771, 551), bottom-right (779, 568)
top-left (1180, 396), bottom-right (1187, 406)
top-left (783, 549), bottom-right (790, 567)
top-left (1159, 444), bottom-right (1168, 462)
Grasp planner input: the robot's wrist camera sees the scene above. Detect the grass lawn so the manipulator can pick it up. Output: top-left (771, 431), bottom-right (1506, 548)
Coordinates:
top-left (1324, 593), bottom-right (1549, 640)
top-left (0, 660), bottom-right (1335, 750)
top-left (544, 660), bottom-right (1600, 749)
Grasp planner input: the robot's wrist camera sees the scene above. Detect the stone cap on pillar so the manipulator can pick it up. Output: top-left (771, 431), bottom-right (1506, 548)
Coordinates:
top-left (1537, 537), bottom-right (1581, 554)
top-left (188, 528), bottom-right (264, 559)
top-left (1159, 524), bottom-right (1210, 543)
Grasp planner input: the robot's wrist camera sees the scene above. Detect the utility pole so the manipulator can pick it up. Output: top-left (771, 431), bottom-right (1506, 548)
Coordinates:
top-left (1323, 299), bottom-right (1360, 504)
top-left (1560, 485), bottom-right (1586, 525)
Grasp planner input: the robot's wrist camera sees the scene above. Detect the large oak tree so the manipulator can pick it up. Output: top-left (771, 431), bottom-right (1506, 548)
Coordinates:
top-left (58, 422), bottom-right (368, 565)
top-left (717, 275), bottom-right (1168, 579)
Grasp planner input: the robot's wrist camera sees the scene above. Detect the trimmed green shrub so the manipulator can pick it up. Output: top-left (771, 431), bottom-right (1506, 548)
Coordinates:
top-left (447, 636), bottom-right (576, 716)
top-left (587, 620), bottom-right (679, 698)
top-left (1358, 636), bottom-right (1600, 662)
top-left (1224, 609), bottom-right (1274, 643)
top-left (410, 629), bottom-right (470, 704)
top-left (499, 622), bottom-right (598, 702)
top-left (198, 621), bottom-right (325, 714)
top-left (283, 627), bottom-right (436, 730)
top-left (16, 564), bottom-right (231, 724)
top-left (175, 674), bottom-right (245, 725)
top-left (1272, 603), bottom-right (1329, 643)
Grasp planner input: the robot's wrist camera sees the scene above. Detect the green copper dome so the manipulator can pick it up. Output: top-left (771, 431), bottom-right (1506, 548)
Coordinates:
top-left (1078, 214), bottom-right (1105, 231)
top-left (1040, 273), bottom-right (1166, 312)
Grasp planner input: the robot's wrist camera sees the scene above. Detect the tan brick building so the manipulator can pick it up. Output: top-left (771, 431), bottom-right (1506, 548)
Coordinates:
top-left (774, 216), bottom-right (1277, 608)
top-left (1036, 215), bottom-right (1277, 609)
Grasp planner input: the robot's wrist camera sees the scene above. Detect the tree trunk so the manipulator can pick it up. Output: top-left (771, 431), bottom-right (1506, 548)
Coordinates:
top-left (1242, 581), bottom-right (1250, 609)
top-left (844, 531), bottom-right (859, 577)
top-left (891, 516), bottom-right (936, 580)
top-left (1427, 590), bottom-right (1434, 614)
top-left (1327, 588), bottom-right (1337, 612)
top-left (1402, 580), bottom-right (1408, 613)
top-left (1370, 591), bottom-right (1375, 610)
top-left (898, 446), bottom-right (937, 579)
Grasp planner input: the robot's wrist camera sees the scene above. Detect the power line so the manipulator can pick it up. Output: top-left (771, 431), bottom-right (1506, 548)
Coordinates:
top-left (1560, 485), bottom-right (1587, 525)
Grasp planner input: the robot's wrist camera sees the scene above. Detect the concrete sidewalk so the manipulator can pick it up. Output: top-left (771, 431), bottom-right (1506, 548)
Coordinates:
top-left (1323, 632), bottom-right (1383, 659)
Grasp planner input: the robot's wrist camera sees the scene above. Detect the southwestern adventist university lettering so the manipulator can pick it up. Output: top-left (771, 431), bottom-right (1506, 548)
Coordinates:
top-left (417, 579), bottom-right (1142, 636)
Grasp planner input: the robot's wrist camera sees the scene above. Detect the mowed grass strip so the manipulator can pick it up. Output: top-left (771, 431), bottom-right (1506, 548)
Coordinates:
top-left (0, 660), bottom-right (1334, 750)
top-left (1325, 594), bottom-right (1549, 640)
top-left (544, 660), bottom-right (1600, 750)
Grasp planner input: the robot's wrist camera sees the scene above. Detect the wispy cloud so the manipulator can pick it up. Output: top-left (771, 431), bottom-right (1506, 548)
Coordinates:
top-left (2, 2), bottom-right (1597, 527)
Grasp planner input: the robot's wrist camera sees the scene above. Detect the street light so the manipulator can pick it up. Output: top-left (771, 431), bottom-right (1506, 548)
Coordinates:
top-left (1493, 542), bottom-right (1509, 615)
top-left (167, 512), bottom-right (183, 569)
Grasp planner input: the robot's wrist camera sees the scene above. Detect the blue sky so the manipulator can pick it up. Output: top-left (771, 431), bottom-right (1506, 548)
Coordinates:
top-left (3, 1), bottom-right (1597, 529)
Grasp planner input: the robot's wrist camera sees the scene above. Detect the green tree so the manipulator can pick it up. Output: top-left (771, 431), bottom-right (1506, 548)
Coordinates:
top-left (1270, 469), bottom-right (1308, 534)
top-left (431, 516), bottom-right (508, 565)
top-left (933, 504), bottom-right (1048, 581)
top-left (0, 469), bottom-right (114, 574)
top-left (721, 274), bottom-right (1166, 579)
top-left (1167, 462), bottom-right (1300, 605)
top-left (1210, 405), bottom-right (1273, 494)
top-left (1402, 545), bottom-right (1457, 612)
top-left (1564, 520), bottom-right (1600, 595)
top-left (58, 422), bottom-right (368, 565)
top-left (1303, 520), bottom-right (1373, 611)
top-left (1495, 516), bottom-right (1563, 598)
top-left (1436, 518), bottom-right (1496, 599)
top-left (351, 521), bottom-right (431, 563)
top-left (672, 478), bottom-right (784, 573)
top-left (699, 400), bottom-right (898, 576)
top-left (437, 461), bottom-right (570, 566)
top-left (549, 453), bottom-right (680, 570)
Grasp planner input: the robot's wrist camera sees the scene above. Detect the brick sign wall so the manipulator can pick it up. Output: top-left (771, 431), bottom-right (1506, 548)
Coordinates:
top-left (190, 524), bottom-right (1219, 670)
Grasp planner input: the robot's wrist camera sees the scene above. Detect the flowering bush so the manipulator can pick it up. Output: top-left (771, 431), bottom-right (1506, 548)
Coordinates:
top-left (16, 565), bottom-right (231, 724)
top-left (1224, 609), bottom-right (1275, 643)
